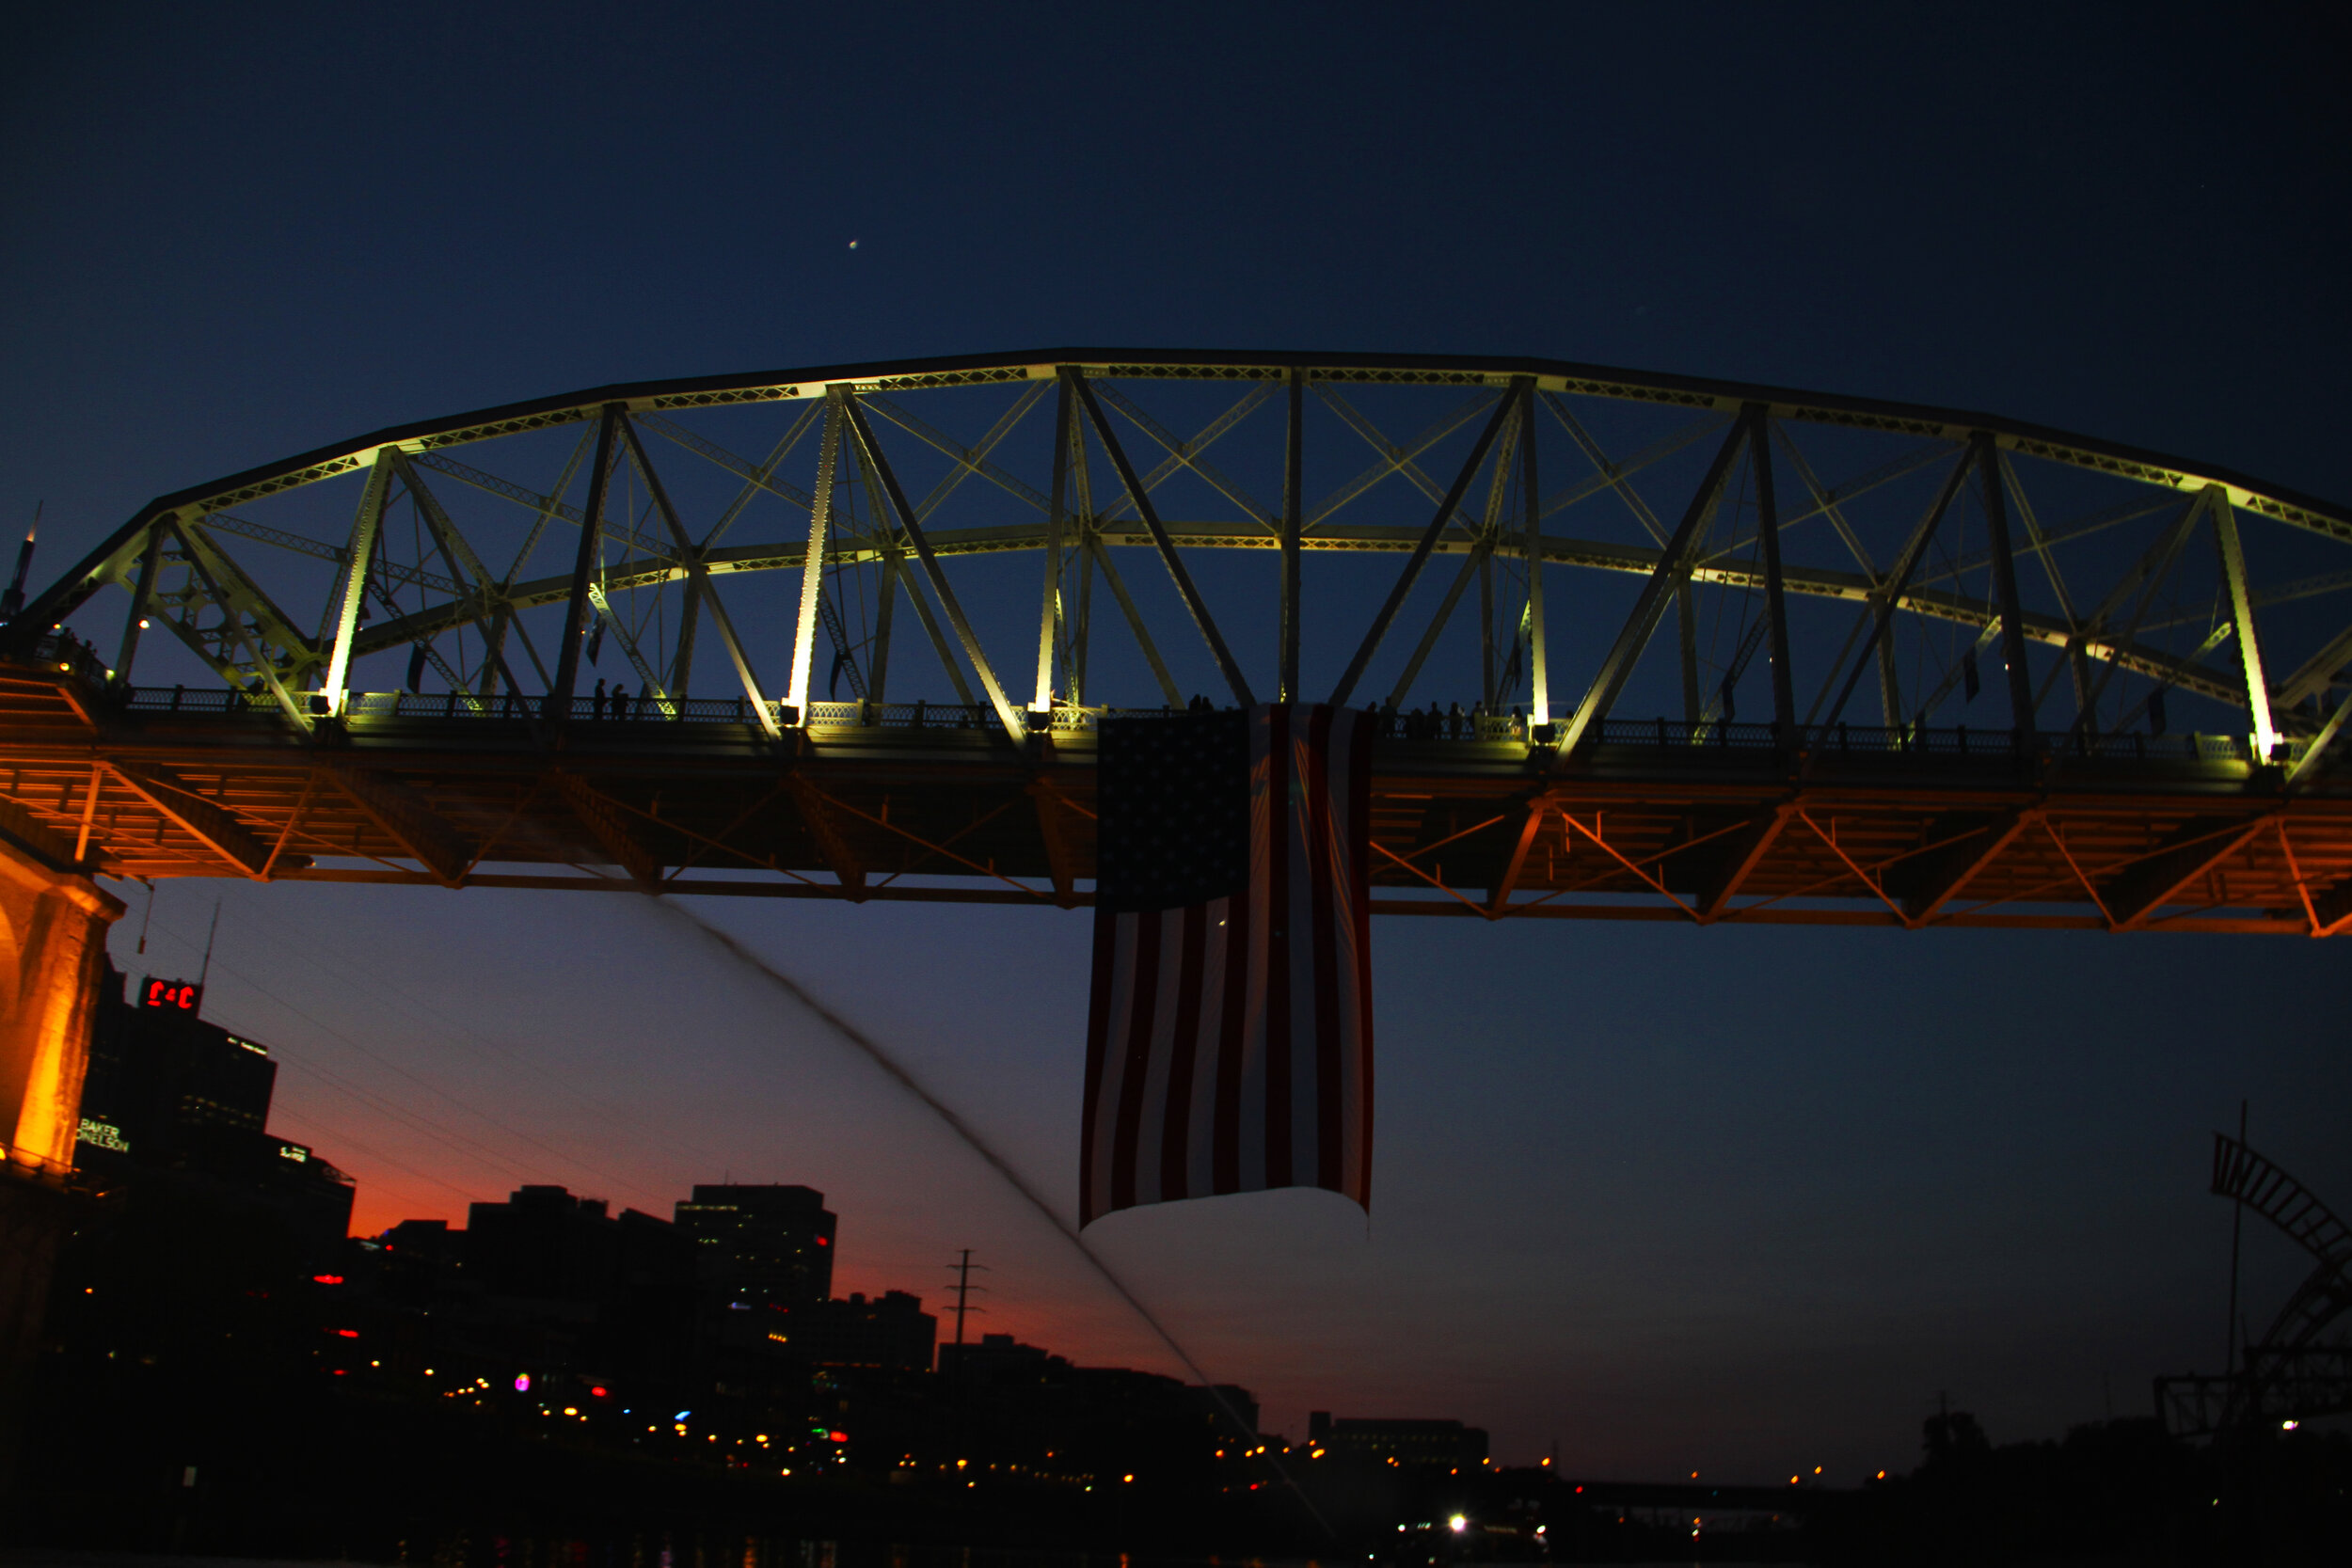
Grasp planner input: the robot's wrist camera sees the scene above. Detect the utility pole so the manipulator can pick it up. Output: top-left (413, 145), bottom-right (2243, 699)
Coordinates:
top-left (946, 1249), bottom-right (989, 1350)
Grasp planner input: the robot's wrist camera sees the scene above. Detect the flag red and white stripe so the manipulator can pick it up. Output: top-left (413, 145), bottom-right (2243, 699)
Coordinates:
top-left (1080, 705), bottom-right (1374, 1225)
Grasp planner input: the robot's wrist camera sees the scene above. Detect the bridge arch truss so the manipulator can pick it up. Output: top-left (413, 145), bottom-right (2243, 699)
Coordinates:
top-left (4, 349), bottom-right (2349, 932)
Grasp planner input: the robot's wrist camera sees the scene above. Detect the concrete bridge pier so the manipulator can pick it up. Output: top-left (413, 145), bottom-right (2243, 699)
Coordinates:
top-left (0, 834), bottom-right (122, 1499)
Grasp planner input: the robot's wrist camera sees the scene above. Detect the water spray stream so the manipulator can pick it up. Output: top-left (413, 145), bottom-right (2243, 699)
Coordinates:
top-left (643, 895), bottom-right (1334, 1539)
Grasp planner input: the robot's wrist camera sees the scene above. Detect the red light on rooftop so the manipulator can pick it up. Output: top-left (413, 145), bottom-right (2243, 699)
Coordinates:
top-left (816, 1237), bottom-right (829, 1246)
top-left (336, 1329), bottom-right (358, 1338)
top-left (591, 1386), bottom-right (608, 1398)
top-left (828, 1431), bottom-right (848, 1443)
top-left (313, 1275), bottom-right (344, 1285)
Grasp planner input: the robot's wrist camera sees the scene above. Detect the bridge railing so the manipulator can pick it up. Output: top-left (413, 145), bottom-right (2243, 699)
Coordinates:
top-left (97, 677), bottom-right (2290, 766)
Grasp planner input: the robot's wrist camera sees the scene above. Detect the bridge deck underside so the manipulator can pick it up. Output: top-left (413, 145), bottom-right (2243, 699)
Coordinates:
top-left (5, 671), bottom-right (2347, 934)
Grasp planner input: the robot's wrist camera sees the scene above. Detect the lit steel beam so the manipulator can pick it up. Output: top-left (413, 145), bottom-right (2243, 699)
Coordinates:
top-left (1694, 801), bottom-right (1799, 921)
top-left (1518, 383), bottom-right (1549, 726)
top-left (618, 415), bottom-right (780, 738)
top-left (1485, 795), bottom-right (1552, 916)
top-left (841, 393), bottom-right (1026, 743)
top-left (2100, 814), bottom-right (2275, 927)
top-left (2279, 624), bottom-right (2352, 711)
top-left (1550, 417), bottom-right (1753, 759)
top-left (1329, 393), bottom-right (1516, 707)
top-left (1072, 373), bottom-right (1257, 708)
top-left (112, 528), bottom-right (164, 692)
top-left (2285, 682), bottom-right (2352, 789)
top-left (841, 417), bottom-right (976, 710)
top-left (546, 407), bottom-right (620, 726)
top-left (1475, 407), bottom-right (1522, 708)
top-left (2213, 486), bottom-right (2280, 755)
top-left (167, 520), bottom-right (314, 728)
top-left (385, 450), bottom-right (499, 606)
top-left (1035, 375), bottom-right (1074, 713)
top-left (787, 395), bottom-right (846, 718)
top-left (109, 760), bottom-right (272, 878)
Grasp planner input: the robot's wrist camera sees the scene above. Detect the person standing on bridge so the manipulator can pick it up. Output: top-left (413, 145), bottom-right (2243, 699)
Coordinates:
top-left (593, 677), bottom-right (607, 720)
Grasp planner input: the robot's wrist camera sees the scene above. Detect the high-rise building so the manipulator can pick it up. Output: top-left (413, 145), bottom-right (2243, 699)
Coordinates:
top-left (73, 957), bottom-right (353, 1251)
top-left (672, 1183), bottom-right (835, 1307)
top-left (79, 961), bottom-right (279, 1158)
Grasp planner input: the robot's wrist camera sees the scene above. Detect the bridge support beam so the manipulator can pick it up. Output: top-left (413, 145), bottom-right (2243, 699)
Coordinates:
top-left (0, 836), bottom-right (123, 1488)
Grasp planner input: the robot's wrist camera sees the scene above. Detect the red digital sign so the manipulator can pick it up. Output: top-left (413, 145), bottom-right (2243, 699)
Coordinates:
top-left (142, 978), bottom-right (202, 1012)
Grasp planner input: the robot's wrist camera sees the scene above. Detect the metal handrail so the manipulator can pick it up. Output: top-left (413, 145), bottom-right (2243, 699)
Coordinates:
top-left (99, 678), bottom-right (2303, 766)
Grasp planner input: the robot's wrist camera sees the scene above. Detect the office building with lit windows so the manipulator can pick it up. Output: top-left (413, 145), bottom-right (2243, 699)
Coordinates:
top-left (673, 1182), bottom-right (836, 1307)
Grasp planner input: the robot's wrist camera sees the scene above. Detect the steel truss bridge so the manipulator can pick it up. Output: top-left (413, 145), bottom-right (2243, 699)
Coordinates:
top-left (2158, 1135), bottom-right (2352, 1436)
top-left (1, 348), bottom-right (2348, 933)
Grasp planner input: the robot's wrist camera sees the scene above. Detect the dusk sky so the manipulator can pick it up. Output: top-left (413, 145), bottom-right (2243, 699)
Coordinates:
top-left (7, 2), bottom-right (2350, 1483)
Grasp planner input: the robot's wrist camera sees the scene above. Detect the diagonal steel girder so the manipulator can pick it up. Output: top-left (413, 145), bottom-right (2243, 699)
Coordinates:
top-left (1329, 391), bottom-right (1518, 707)
top-left (840, 390), bottom-right (1029, 743)
top-left (1072, 372), bottom-right (1257, 708)
top-left (1549, 415), bottom-right (1754, 760)
top-left (618, 415), bottom-right (780, 736)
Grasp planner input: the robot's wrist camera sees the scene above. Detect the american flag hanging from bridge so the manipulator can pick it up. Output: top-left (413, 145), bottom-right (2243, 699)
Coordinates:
top-left (1080, 705), bottom-right (1375, 1227)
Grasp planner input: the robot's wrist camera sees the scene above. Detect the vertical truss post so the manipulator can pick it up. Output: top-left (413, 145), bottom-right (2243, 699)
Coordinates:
top-left (1280, 368), bottom-right (1304, 704)
top-left (1676, 579), bottom-right (1701, 726)
top-left (546, 406), bottom-right (620, 726)
top-left (1519, 380), bottom-right (1549, 727)
top-left (788, 394), bottom-right (847, 718)
top-left (1480, 555), bottom-right (1499, 710)
top-left (1071, 374), bottom-right (1257, 707)
top-left (1747, 406), bottom-right (1796, 737)
top-left (1550, 416), bottom-right (1752, 759)
top-left (1066, 399), bottom-right (1096, 706)
top-left (1976, 433), bottom-right (2037, 736)
top-left (1330, 390), bottom-right (1517, 707)
top-left (870, 553), bottom-right (898, 704)
top-left (112, 528), bottom-right (165, 691)
top-left (1035, 373), bottom-right (1074, 713)
top-left (1876, 622), bottom-right (1903, 726)
top-left (322, 457), bottom-right (393, 713)
top-left (841, 395), bottom-right (1027, 744)
top-left (2212, 485), bottom-right (2278, 756)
